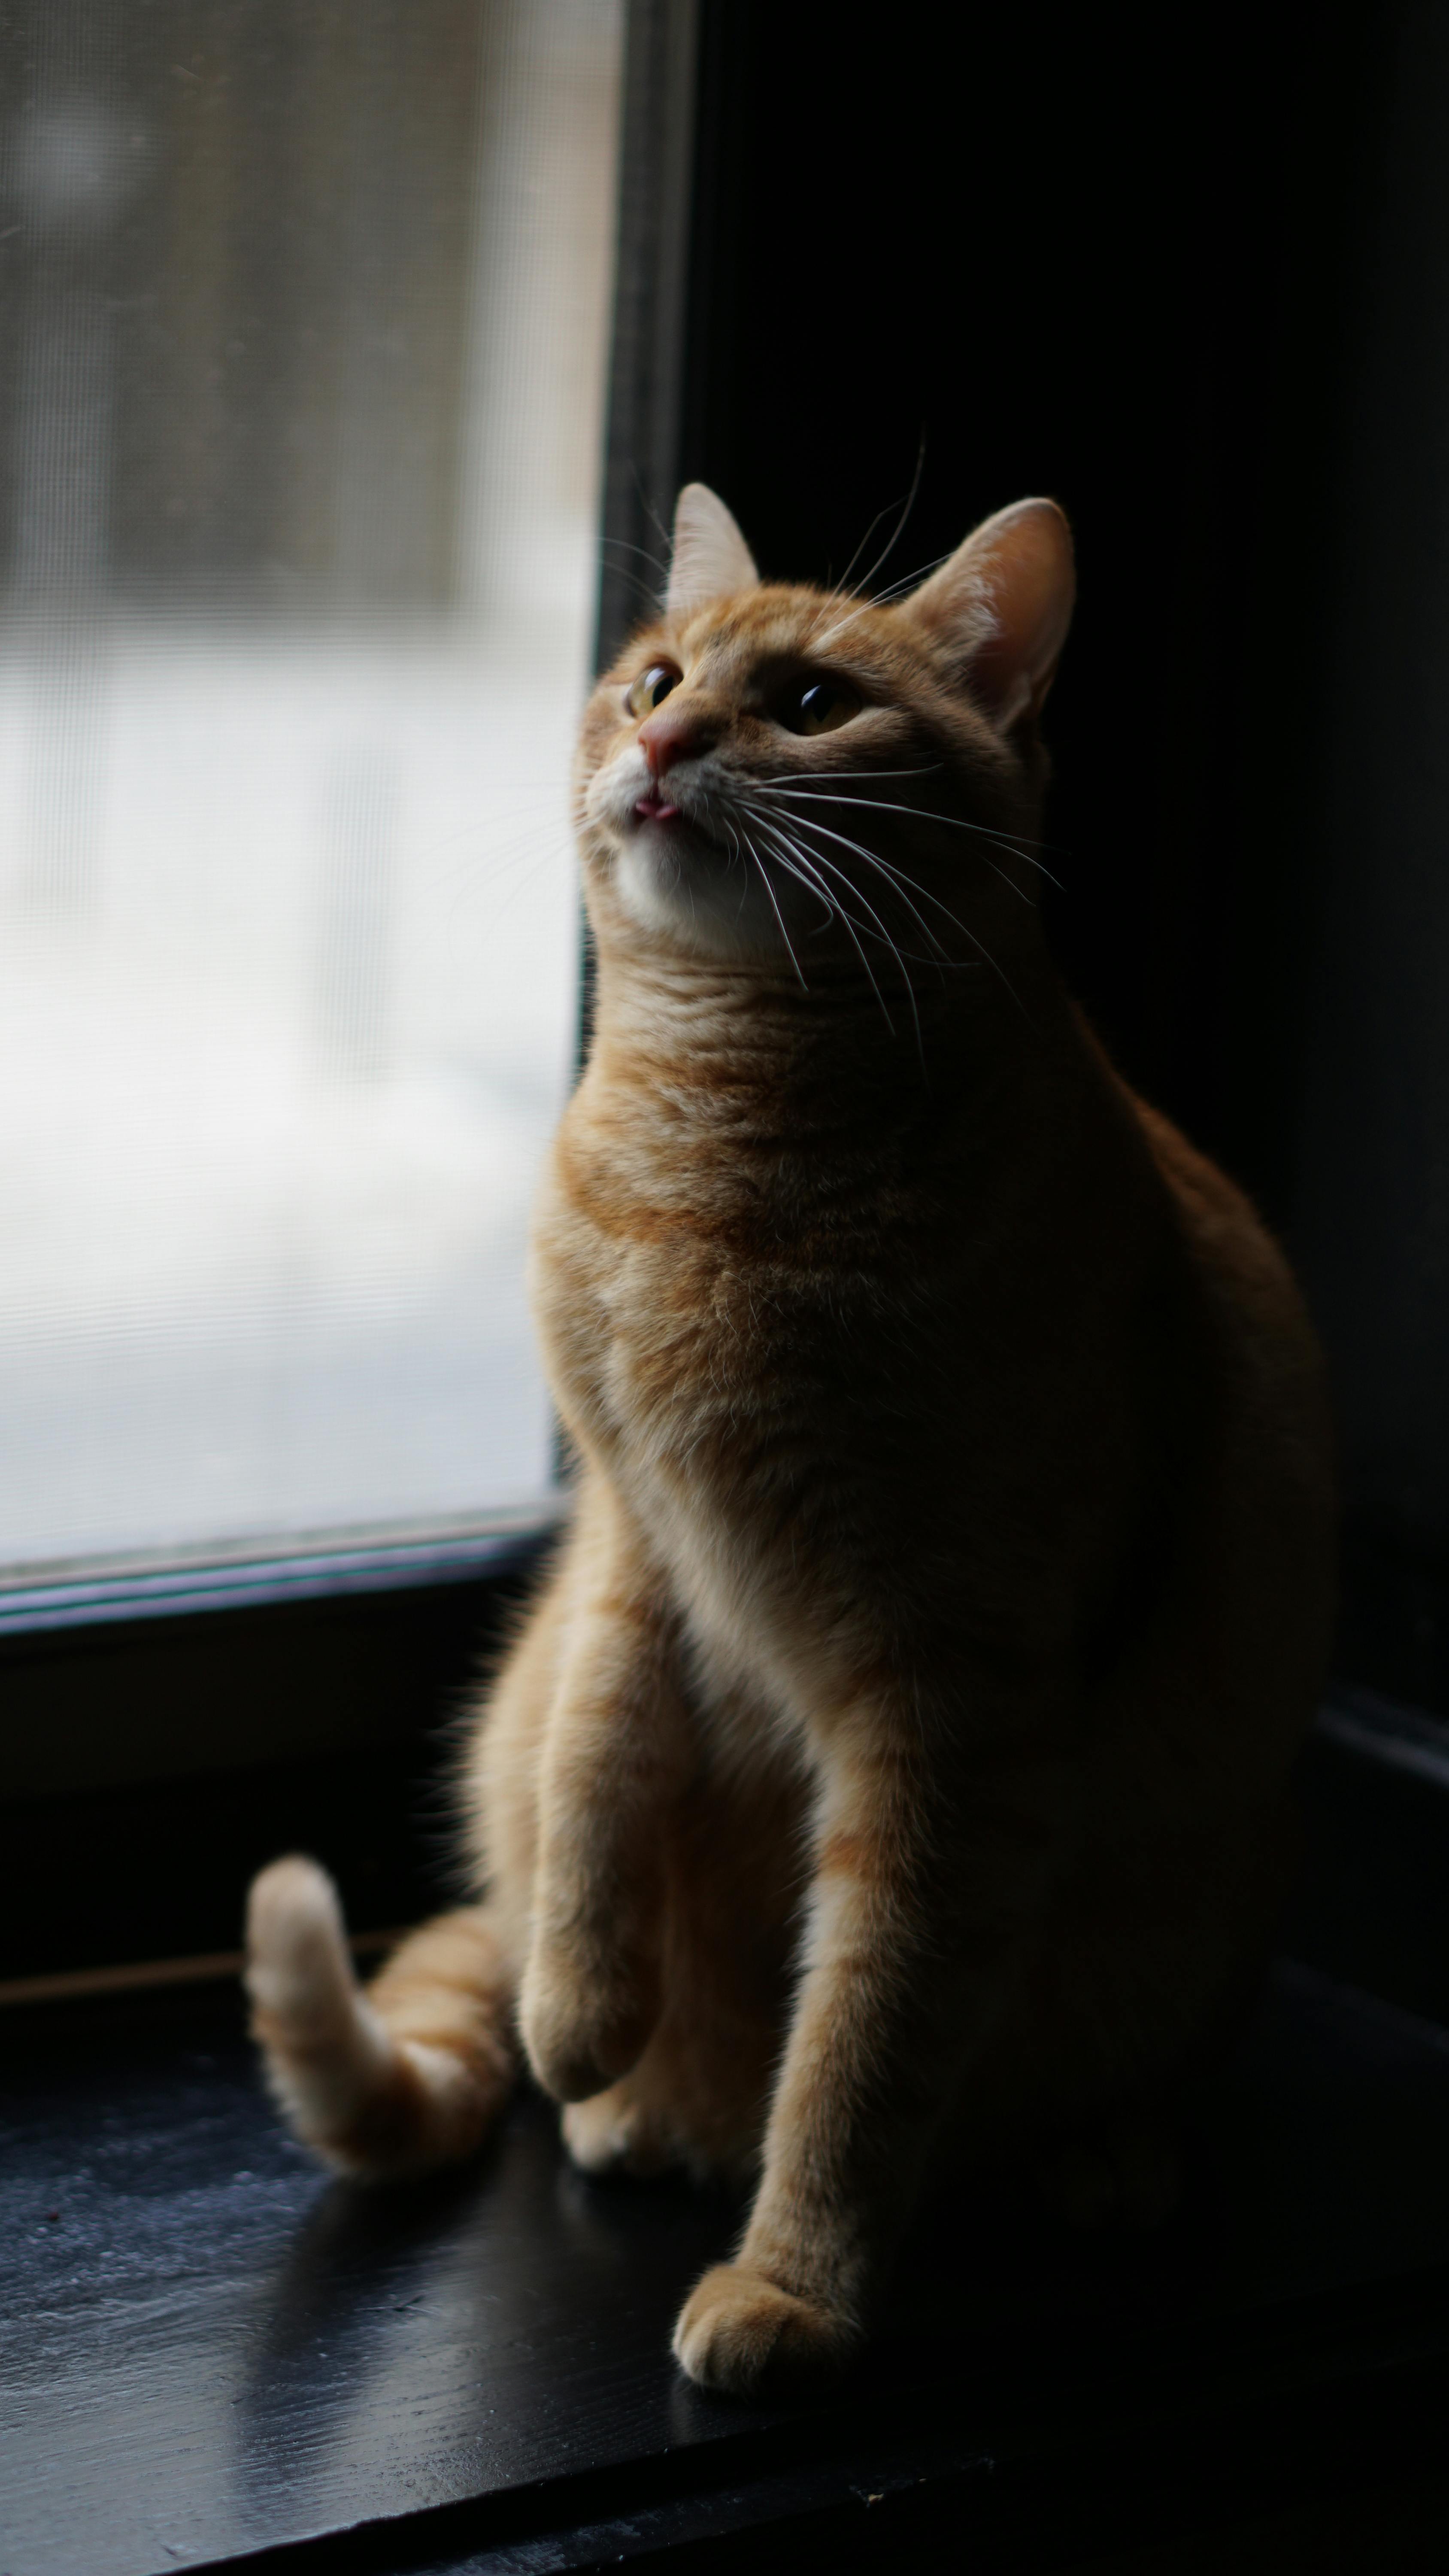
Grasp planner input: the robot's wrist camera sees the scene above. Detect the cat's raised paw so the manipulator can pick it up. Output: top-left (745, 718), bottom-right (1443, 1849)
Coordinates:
top-left (671, 2263), bottom-right (855, 2397)
top-left (518, 1948), bottom-right (656, 2105)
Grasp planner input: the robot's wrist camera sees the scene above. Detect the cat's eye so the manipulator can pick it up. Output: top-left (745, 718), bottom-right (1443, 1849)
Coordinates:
top-left (627, 662), bottom-right (682, 717)
top-left (781, 678), bottom-right (860, 736)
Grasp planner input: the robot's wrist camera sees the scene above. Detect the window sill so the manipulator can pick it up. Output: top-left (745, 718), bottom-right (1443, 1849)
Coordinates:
top-left (6, 1955), bottom-right (1449, 2576)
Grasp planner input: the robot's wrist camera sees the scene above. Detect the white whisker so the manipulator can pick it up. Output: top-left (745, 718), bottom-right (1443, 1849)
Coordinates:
top-left (755, 789), bottom-right (1040, 904)
top-left (737, 819), bottom-right (809, 990)
top-left (863, 547), bottom-right (957, 606)
top-left (819, 493), bottom-right (912, 612)
top-left (749, 765), bottom-right (946, 788)
top-left (756, 783), bottom-right (1061, 877)
top-left (849, 441), bottom-right (925, 604)
top-left (743, 797), bottom-right (1028, 1023)
top-left (808, 547), bottom-right (964, 652)
top-left (749, 816), bottom-right (898, 1036)
top-left (749, 810), bottom-right (920, 1051)
top-left (742, 797), bottom-right (958, 955)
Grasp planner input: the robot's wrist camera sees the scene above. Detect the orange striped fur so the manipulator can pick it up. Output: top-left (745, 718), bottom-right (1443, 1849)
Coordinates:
top-left (247, 486), bottom-right (1334, 2395)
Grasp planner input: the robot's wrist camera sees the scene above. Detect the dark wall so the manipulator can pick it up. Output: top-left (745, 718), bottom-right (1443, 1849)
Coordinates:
top-left (679, 2), bottom-right (1442, 1710)
top-left (681, 2), bottom-right (1372, 1172)
top-left (1274, 5), bottom-right (1449, 1710)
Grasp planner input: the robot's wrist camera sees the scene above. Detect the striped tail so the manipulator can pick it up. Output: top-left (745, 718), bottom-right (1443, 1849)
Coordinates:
top-left (245, 1856), bottom-right (517, 2178)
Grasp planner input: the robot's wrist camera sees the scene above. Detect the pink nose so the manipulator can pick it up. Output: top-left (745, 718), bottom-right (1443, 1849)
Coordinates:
top-left (638, 705), bottom-right (712, 778)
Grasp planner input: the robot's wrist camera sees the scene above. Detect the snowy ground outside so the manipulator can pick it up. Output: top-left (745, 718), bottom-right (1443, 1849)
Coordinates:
top-left (0, 618), bottom-right (582, 1575)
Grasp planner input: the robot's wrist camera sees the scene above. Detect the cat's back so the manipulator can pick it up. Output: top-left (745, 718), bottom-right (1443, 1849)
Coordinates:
top-left (1111, 1076), bottom-right (1334, 1725)
top-left (1128, 1085), bottom-right (1328, 1442)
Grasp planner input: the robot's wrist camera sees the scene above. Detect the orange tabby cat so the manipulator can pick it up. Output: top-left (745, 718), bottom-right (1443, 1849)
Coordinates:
top-left (246, 484), bottom-right (1334, 2396)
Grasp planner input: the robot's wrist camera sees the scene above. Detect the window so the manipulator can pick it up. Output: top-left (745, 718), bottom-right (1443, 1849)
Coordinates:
top-left (0, 0), bottom-right (623, 1593)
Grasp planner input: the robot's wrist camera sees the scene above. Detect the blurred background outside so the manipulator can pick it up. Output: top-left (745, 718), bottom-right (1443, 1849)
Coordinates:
top-left (0, 0), bottom-right (622, 1576)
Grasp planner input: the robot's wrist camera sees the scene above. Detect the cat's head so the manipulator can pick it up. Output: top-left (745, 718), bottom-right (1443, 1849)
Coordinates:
top-left (576, 484), bottom-right (1074, 988)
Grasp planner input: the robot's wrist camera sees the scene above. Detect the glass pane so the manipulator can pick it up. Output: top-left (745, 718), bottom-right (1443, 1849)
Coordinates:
top-left (0, 0), bottom-right (621, 1576)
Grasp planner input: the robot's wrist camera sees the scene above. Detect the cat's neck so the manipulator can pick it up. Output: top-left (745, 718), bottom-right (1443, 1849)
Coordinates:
top-left (582, 937), bottom-right (1061, 1145)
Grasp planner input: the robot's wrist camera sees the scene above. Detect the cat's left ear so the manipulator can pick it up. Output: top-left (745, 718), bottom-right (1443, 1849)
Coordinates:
top-left (665, 483), bottom-right (759, 621)
top-left (901, 498), bottom-right (1075, 728)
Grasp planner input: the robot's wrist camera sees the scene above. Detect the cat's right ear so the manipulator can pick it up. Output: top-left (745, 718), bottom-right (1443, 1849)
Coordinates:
top-left (901, 498), bottom-right (1075, 729)
top-left (665, 484), bottom-right (759, 622)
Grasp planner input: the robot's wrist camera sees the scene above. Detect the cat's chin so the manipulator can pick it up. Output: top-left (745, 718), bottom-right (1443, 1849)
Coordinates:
top-left (609, 820), bottom-right (778, 963)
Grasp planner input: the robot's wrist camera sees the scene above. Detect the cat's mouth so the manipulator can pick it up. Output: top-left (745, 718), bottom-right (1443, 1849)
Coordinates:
top-left (608, 765), bottom-right (732, 863)
top-left (627, 788), bottom-right (728, 854)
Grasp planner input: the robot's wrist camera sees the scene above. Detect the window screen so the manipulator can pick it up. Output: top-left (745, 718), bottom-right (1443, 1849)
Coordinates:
top-left (0, 0), bottom-right (622, 1579)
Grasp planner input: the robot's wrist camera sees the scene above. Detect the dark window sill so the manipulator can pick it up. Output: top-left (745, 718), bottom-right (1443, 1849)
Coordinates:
top-left (8, 1690), bottom-right (1449, 2575)
top-left (4, 1964), bottom-right (1449, 2574)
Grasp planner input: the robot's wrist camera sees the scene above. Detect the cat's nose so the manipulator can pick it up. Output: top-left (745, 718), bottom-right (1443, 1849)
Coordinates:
top-left (638, 704), bottom-right (712, 778)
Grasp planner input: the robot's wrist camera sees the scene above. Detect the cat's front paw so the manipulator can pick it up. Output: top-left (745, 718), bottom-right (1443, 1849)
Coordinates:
top-left (671, 2263), bottom-right (857, 2397)
top-left (518, 1946), bottom-right (656, 2105)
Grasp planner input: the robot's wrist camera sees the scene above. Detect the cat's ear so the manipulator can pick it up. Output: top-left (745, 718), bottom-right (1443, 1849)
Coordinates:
top-left (901, 498), bottom-right (1075, 727)
top-left (665, 483), bottom-right (759, 621)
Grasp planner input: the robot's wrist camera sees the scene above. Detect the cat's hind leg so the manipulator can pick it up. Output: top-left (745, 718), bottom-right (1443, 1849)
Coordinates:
top-left (246, 1858), bottom-right (516, 2178)
top-left (559, 1738), bottom-right (799, 2190)
top-left (559, 2014), bottom-right (769, 2190)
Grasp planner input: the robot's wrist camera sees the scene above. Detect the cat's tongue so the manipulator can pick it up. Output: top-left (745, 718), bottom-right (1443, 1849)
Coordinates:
top-left (635, 789), bottom-right (681, 822)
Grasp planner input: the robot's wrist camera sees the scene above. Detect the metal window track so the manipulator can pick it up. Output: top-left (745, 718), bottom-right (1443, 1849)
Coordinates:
top-left (0, 1500), bottom-right (567, 1637)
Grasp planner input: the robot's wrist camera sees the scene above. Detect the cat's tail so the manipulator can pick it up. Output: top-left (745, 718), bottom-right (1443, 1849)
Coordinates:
top-left (245, 1856), bottom-right (517, 2178)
